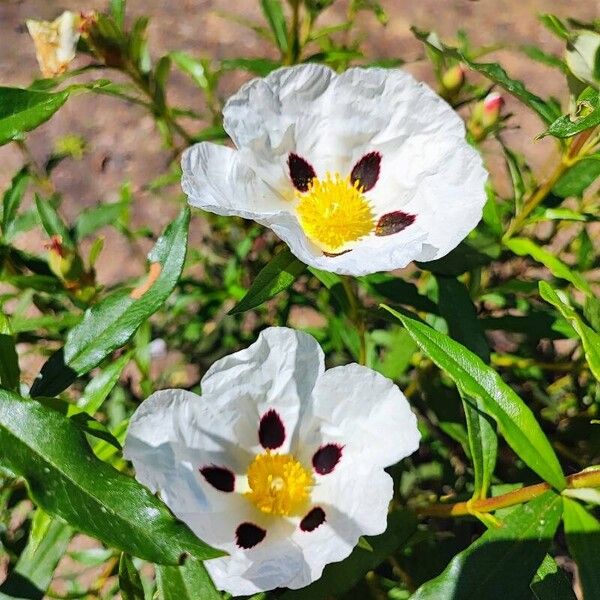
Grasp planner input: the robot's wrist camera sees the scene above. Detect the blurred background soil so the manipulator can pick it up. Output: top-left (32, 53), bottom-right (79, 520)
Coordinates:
top-left (0, 0), bottom-right (598, 285)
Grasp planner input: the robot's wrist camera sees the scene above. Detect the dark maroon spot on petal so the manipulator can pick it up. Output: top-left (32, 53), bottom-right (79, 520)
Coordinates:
top-left (312, 444), bottom-right (343, 475)
top-left (288, 153), bottom-right (316, 192)
top-left (350, 152), bottom-right (381, 192)
top-left (323, 248), bottom-right (352, 257)
top-left (236, 522), bottom-right (267, 549)
top-left (300, 507), bottom-right (326, 532)
top-left (200, 466), bottom-right (235, 492)
top-left (259, 409), bottom-right (286, 449)
top-left (375, 211), bottom-right (416, 237)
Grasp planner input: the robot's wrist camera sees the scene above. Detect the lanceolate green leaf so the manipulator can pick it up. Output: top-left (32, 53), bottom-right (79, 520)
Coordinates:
top-left (437, 276), bottom-right (496, 500)
top-left (544, 89), bottom-right (600, 138)
top-left (552, 156), bottom-right (600, 198)
top-left (2, 167), bottom-right (30, 237)
top-left (505, 237), bottom-right (591, 294)
top-left (280, 511), bottom-right (416, 600)
top-left (30, 208), bottom-right (189, 397)
top-left (0, 515), bottom-right (72, 600)
top-left (229, 248), bottom-right (305, 315)
top-left (530, 554), bottom-right (577, 600)
top-left (411, 28), bottom-right (558, 124)
top-left (156, 556), bottom-right (222, 600)
top-left (119, 554), bottom-right (145, 600)
top-left (0, 390), bottom-right (222, 564)
top-left (539, 281), bottom-right (600, 381)
top-left (563, 498), bottom-right (600, 600)
top-left (260, 0), bottom-right (289, 54)
top-left (382, 306), bottom-right (566, 490)
top-left (411, 492), bottom-right (563, 600)
top-left (0, 87), bottom-right (69, 146)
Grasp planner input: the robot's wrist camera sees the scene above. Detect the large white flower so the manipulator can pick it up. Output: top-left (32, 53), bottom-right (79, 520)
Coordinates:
top-left (182, 64), bottom-right (488, 275)
top-left (124, 327), bottom-right (420, 595)
top-left (26, 11), bottom-right (81, 78)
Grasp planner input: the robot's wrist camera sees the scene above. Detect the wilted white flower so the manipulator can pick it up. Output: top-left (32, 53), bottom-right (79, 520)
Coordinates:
top-left (26, 11), bottom-right (80, 78)
top-left (182, 64), bottom-right (487, 275)
top-left (124, 327), bottom-right (420, 595)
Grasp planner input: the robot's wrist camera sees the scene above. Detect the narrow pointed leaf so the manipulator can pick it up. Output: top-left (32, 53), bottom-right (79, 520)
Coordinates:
top-left (505, 238), bottom-right (591, 294)
top-left (30, 208), bottom-right (189, 397)
top-left (382, 306), bottom-right (566, 490)
top-left (156, 556), bottom-right (221, 600)
top-left (0, 87), bottom-right (69, 146)
top-left (539, 281), bottom-right (600, 381)
top-left (119, 554), bottom-right (145, 600)
top-left (229, 248), bottom-right (305, 315)
top-left (411, 491), bottom-right (563, 600)
top-left (563, 498), bottom-right (600, 599)
top-left (0, 389), bottom-right (222, 564)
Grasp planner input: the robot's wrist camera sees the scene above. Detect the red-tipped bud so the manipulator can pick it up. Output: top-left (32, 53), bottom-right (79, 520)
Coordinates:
top-left (441, 64), bottom-right (466, 95)
top-left (481, 92), bottom-right (504, 128)
top-left (78, 11), bottom-right (98, 35)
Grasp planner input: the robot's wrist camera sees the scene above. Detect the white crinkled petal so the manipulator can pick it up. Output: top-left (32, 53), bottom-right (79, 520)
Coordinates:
top-left (201, 327), bottom-right (324, 453)
top-left (181, 142), bottom-right (289, 219)
top-left (296, 363), bottom-right (420, 468)
top-left (284, 463), bottom-right (394, 589)
top-left (124, 389), bottom-right (262, 551)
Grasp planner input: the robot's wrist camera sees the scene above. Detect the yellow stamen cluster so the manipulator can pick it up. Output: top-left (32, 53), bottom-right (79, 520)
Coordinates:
top-left (245, 452), bottom-right (313, 516)
top-left (295, 173), bottom-right (375, 253)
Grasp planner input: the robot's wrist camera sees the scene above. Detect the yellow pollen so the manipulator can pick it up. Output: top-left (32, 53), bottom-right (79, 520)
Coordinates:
top-left (245, 452), bottom-right (313, 516)
top-left (295, 172), bottom-right (375, 253)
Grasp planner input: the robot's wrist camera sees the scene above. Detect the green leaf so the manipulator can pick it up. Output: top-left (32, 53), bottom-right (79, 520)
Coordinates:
top-left (504, 237), bottom-right (591, 294)
top-left (382, 306), bottom-right (566, 490)
top-left (260, 0), bottom-right (289, 54)
top-left (538, 14), bottom-right (570, 41)
top-left (156, 556), bottom-right (221, 600)
top-left (119, 554), bottom-right (145, 600)
top-left (220, 57), bottom-right (280, 76)
top-left (0, 87), bottom-right (69, 146)
top-left (30, 208), bottom-right (189, 396)
top-left (2, 167), bottom-right (30, 237)
top-left (74, 199), bottom-right (129, 240)
top-left (437, 277), bottom-right (496, 500)
top-left (280, 510), bottom-right (416, 600)
top-left (170, 52), bottom-right (210, 89)
top-left (544, 89), bottom-right (600, 138)
top-left (530, 554), bottom-right (577, 600)
top-left (34, 194), bottom-right (72, 246)
top-left (418, 242), bottom-right (493, 277)
top-left (411, 28), bottom-right (558, 124)
top-left (539, 281), bottom-right (600, 381)
top-left (0, 390), bottom-right (222, 564)
top-left (69, 353), bottom-right (130, 416)
top-left (229, 248), bottom-right (305, 315)
top-left (411, 491), bottom-right (563, 600)
top-left (0, 515), bottom-right (72, 600)
top-left (110, 0), bottom-right (127, 29)
top-left (552, 156), bottom-right (600, 198)
top-left (0, 321), bottom-right (19, 392)
top-left (563, 498), bottom-right (600, 599)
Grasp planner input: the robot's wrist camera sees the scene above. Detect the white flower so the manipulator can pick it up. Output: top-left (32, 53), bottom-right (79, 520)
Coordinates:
top-left (124, 327), bottom-right (420, 595)
top-left (182, 64), bottom-right (487, 275)
top-left (26, 11), bottom-right (80, 78)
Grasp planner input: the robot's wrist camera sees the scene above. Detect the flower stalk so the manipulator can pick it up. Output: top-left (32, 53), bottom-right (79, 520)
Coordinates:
top-left (417, 467), bottom-right (600, 518)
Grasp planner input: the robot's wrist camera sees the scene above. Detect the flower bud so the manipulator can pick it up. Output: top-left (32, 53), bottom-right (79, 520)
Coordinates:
top-left (481, 92), bottom-right (505, 128)
top-left (441, 64), bottom-right (465, 96)
top-left (26, 11), bottom-right (80, 78)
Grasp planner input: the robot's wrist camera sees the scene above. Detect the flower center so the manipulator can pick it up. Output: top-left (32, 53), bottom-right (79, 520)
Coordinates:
top-left (295, 172), bottom-right (375, 253)
top-left (245, 452), bottom-right (313, 516)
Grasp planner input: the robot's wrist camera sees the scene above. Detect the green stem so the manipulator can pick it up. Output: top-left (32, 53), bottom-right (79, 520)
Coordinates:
top-left (341, 277), bottom-right (367, 365)
top-left (417, 467), bottom-right (600, 518)
top-left (503, 158), bottom-right (570, 240)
